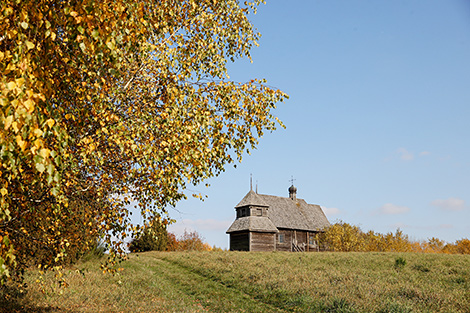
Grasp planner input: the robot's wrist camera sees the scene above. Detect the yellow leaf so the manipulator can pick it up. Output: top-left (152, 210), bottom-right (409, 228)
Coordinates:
top-left (30, 145), bottom-right (38, 155)
top-left (40, 148), bottom-right (51, 158)
top-left (34, 138), bottom-right (44, 149)
top-left (12, 121), bottom-right (20, 133)
top-left (3, 115), bottom-right (13, 130)
top-left (23, 99), bottom-right (35, 113)
top-left (0, 188), bottom-right (7, 196)
top-left (10, 99), bottom-right (18, 108)
top-left (37, 93), bottom-right (46, 101)
top-left (33, 128), bottom-right (43, 137)
top-left (7, 81), bottom-right (16, 90)
top-left (15, 77), bottom-right (25, 87)
top-left (25, 40), bottom-right (35, 50)
top-left (46, 119), bottom-right (55, 128)
top-left (16, 135), bottom-right (27, 151)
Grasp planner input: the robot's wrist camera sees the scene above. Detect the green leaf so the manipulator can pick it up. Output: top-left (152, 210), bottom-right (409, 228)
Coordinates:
top-left (91, 29), bottom-right (100, 39)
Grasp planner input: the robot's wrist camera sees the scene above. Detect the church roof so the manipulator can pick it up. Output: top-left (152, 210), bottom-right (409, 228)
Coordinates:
top-left (261, 195), bottom-right (330, 231)
top-left (227, 189), bottom-right (330, 233)
top-left (226, 216), bottom-right (278, 233)
top-left (235, 189), bottom-right (269, 208)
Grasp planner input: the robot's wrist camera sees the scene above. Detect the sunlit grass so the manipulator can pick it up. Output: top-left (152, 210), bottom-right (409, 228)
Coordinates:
top-left (2, 251), bottom-right (469, 312)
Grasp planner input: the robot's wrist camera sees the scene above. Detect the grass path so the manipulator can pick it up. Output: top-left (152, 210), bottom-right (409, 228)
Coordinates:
top-left (137, 256), bottom-right (285, 313)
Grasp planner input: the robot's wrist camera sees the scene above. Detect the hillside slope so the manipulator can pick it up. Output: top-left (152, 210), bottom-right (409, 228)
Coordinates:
top-left (2, 251), bottom-right (469, 312)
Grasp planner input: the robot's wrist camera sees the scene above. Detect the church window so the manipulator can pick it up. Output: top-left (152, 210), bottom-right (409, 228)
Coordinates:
top-left (309, 235), bottom-right (315, 245)
top-left (278, 233), bottom-right (285, 243)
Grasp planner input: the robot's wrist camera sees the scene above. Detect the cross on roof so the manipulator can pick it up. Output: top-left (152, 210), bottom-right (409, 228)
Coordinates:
top-left (289, 176), bottom-right (296, 186)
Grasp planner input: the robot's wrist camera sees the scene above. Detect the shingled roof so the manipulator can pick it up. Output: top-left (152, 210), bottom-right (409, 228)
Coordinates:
top-left (262, 195), bottom-right (329, 231)
top-left (227, 189), bottom-right (330, 233)
top-left (235, 189), bottom-right (269, 208)
top-left (226, 216), bottom-right (278, 233)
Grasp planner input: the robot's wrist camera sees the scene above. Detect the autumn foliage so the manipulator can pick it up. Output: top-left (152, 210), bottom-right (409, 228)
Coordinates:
top-left (316, 221), bottom-right (470, 254)
top-left (168, 230), bottom-right (213, 252)
top-left (0, 0), bottom-right (287, 282)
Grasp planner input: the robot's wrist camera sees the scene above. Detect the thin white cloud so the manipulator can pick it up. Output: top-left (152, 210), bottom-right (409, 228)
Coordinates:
top-left (438, 224), bottom-right (454, 229)
top-left (168, 218), bottom-right (232, 235)
top-left (397, 148), bottom-right (414, 161)
top-left (431, 198), bottom-right (465, 212)
top-left (385, 148), bottom-right (430, 162)
top-left (322, 206), bottom-right (340, 216)
top-left (379, 203), bottom-right (411, 215)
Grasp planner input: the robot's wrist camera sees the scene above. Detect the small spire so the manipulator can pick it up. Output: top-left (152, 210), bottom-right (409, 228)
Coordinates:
top-left (250, 173), bottom-right (253, 191)
top-left (288, 176), bottom-right (297, 200)
top-left (256, 180), bottom-right (258, 194)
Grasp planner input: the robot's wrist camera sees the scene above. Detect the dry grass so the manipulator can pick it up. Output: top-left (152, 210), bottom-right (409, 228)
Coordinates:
top-left (1, 251), bottom-right (469, 312)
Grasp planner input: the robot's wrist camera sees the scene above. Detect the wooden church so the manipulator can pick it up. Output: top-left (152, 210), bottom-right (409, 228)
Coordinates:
top-left (226, 184), bottom-right (330, 252)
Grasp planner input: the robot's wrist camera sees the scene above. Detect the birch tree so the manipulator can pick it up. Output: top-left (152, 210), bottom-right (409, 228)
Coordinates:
top-left (0, 0), bottom-right (287, 281)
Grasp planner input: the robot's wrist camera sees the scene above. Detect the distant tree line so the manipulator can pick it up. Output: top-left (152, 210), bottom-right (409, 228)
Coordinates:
top-left (316, 221), bottom-right (470, 254)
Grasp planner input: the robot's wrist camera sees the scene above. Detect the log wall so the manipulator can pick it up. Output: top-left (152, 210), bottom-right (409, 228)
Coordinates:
top-left (230, 230), bottom-right (321, 252)
top-left (229, 232), bottom-right (249, 251)
top-left (275, 229), bottom-right (292, 252)
top-left (250, 232), bottom-right (275, 252)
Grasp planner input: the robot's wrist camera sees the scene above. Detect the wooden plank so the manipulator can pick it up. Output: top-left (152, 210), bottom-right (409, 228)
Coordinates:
top-left (251, 232), bottom-right (275, 251)
top-left (249, 231), bottom-right (252, 251)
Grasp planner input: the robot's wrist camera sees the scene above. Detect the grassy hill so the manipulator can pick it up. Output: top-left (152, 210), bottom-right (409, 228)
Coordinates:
top-left (2, 251), bottom-right (469, 312)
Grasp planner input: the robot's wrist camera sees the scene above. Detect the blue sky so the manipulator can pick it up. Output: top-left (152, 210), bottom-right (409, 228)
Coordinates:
top-left (166, 1), bottom-right (470, 249)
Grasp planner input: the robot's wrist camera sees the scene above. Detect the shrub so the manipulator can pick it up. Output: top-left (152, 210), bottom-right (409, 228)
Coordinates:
top-left (167, 232), bottom-right (178, 251)
top-left (171, 230), bottom-right (212, 251)
top-left (129, 217), bottom-right (168, 252)
top-left (455, 238), bottom-right (470, 254)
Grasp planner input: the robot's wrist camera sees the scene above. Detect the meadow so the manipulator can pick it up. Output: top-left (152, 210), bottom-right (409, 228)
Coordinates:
top-left (2, 251), bottom-right (469, 312)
